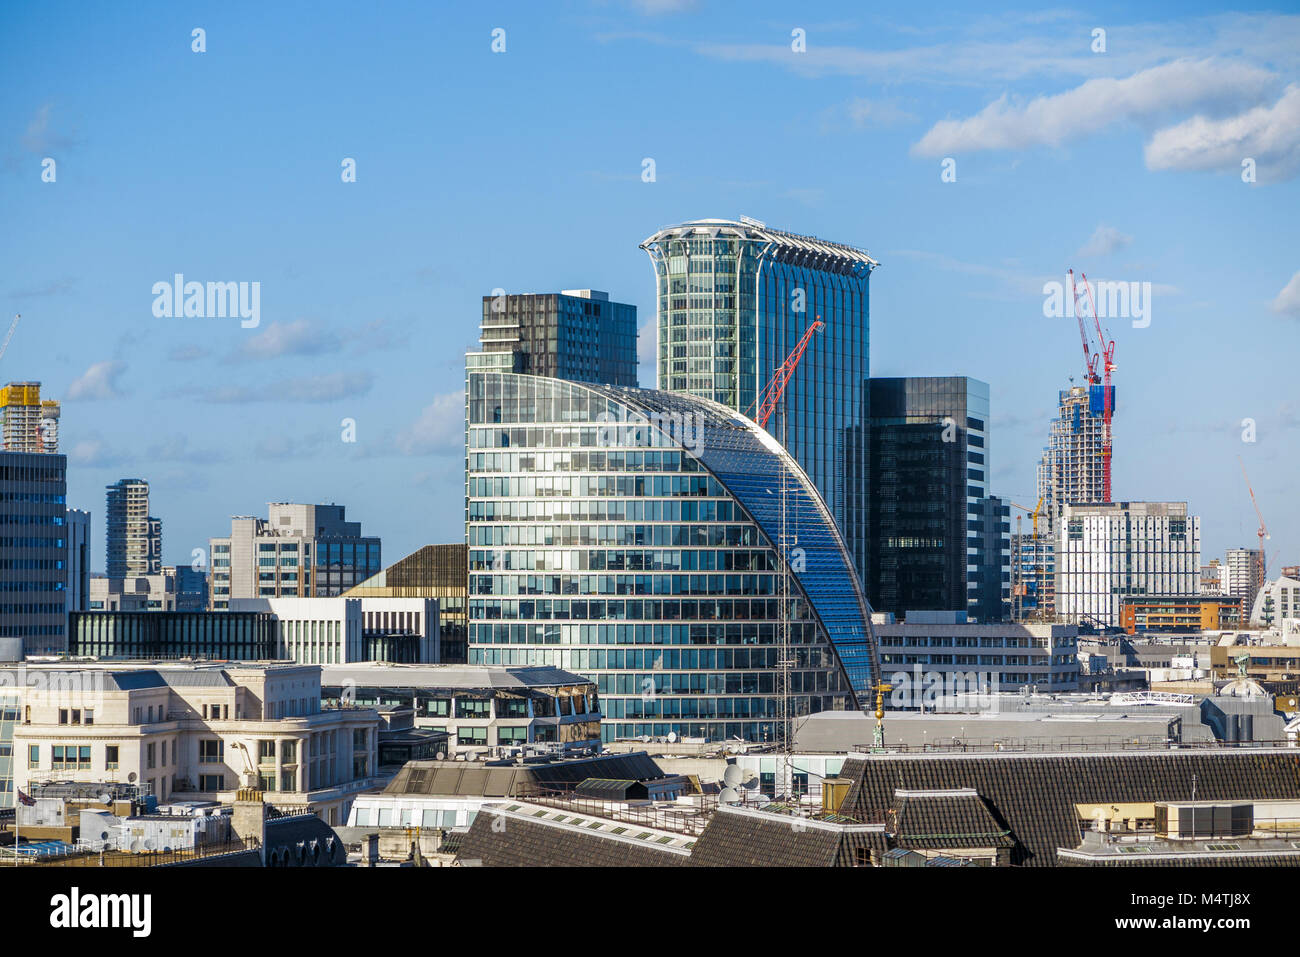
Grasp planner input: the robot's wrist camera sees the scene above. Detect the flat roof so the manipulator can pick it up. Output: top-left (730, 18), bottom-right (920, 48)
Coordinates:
top-left (320, 663), bottom-right (593, 690)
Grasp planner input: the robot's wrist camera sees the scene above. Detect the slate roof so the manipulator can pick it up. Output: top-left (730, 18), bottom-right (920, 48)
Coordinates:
top-left (838, 749), bottom-right (1300, 867)
top-left (386, 752), bottom-right (666, 798)
top-left (888, 788), bottom-right (1014, 850)
top-left (688, 805), bottom-right (888, 867)
top-left (453, 806), bottom-right (687, 867)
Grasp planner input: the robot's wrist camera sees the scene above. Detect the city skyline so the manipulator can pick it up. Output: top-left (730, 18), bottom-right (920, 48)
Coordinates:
top-left (3, 1), bottom-right (1298, 573)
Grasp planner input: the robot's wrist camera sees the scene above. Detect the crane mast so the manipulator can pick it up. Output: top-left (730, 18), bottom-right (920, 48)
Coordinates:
top-left (1068, 271), bottom-right (1116, 501)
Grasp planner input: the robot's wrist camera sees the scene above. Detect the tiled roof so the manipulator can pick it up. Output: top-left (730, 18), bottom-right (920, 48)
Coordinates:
top-left (839, 749), bottom-right (1300, 866)
top-left (453, 805), bottom-right (687, 867)
top-left (688, 805), bottom-right (888, 867)
top-left (889, 788), bottom-right (1013, 850)
top-left (385, 752), bottom-right (667, 798)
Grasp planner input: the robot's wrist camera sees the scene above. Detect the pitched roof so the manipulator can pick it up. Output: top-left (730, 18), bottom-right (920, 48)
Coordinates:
top-left (888, 788), bottom-right (1013, 850)
top-left (453, 805), bottom-right (687, 867)
top-left (838, 749), bottom-right (1300, 866)
top-left (688, 805), bottom-right (888, 867)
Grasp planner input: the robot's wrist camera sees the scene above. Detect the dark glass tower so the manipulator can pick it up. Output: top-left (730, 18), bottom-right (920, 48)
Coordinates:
top-left (641, 219), bottom-right (875, 583)
top-left (867, 377), bottom-right (1008, 621)
top-left (475, 289), bottom-right (637, 388)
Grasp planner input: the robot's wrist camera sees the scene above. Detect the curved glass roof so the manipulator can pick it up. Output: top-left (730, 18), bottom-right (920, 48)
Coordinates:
top-left (584, 383), bottom-right (881, 699)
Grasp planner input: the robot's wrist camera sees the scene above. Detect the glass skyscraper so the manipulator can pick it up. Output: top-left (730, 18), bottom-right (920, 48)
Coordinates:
top-left (465, 371), bottom-right (879, 742)
top-left (867, 377), bottom-right (1009, 621)
top-left (641, 218), bottom-right (875, 582)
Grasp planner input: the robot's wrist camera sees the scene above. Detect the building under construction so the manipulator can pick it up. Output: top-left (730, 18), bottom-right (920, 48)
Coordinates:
top-left (1014, 384), bottom-right (1113, 619)
top-left (0, 381), bottom-right (60, 454)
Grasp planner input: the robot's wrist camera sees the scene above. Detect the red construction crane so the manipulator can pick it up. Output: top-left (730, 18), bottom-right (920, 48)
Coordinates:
top-left (753, 318), bottom-right (824, 429)
top-left (1239, 456), bottom-right (1270, 585)
top-left (1068, 270), bottom-right (1116, 501)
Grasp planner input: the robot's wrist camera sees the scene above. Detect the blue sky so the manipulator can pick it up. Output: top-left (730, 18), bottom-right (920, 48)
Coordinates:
top-left (2, 0), bottom-right (1297, 574)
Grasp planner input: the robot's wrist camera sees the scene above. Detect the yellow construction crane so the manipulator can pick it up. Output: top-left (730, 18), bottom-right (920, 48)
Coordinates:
top-left (1009, 498), bottom-right (1046, 621)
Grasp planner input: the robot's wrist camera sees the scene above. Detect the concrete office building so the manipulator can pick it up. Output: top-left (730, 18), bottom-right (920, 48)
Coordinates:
top-left (873, 610), bottom-right (1081, 697)
top-left (0, 451), bottom-right (68, 653)
top-left (65, 508), bottom-right (90, 614)
top-left (230, 596), bottom-right (440, 664)
top-left (208, 503), bottom-right (380, 609)
top-left (344, 543), bottom-right (468, 663)
top-left (1249, 576), bottom-right (1300, 628)
top-left (0, 381), bottom-right (59, 453)
top-left (1056, 502), bottom-right (1201, 628)
top-left (641, 218), bottom-right (876, 581)
top-left (467, 370), bottom-right (878, 743)
top-left (5, 660), bottom-right (380, 824)
top-left (105, 478), bottom-right (162, 578)
top-left (867, 377), bottom-right (1009, 621)
top-left (1200, 559), bottom-right (1224, 595)
top-left (470, 289), bottom-right (638, 388)
top-left (90, 564), bottom-right (208, 612)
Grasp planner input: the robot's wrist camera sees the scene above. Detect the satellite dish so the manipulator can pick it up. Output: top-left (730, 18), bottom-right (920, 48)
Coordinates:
top-left (98, 793), bottom-right (112, 804)
top-left (719, 787), bottom-right (740, 804)
top-left (722, 765), bottom-right (743, 788)
top-left (127, 772), bottom-right (137, 783)
top-left (640, 734), bottom-right (651, 744)
top-left (667, 731), bottom-right (678, 743)
top-left (99, 831), bottom-right (109, 841)
top-left (435, 751), bottom-right (446, 761)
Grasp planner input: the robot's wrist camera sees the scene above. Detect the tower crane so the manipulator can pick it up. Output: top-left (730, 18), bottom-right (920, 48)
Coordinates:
top-left (747, 318), bottom-right (824, 429)
top-left (0, 314), bottom-right (19, 363)
top-left (1238, 456), bottom-right (1270, 592)
top-left (1009, 498), bottom-right (1046, 620)
top-left (1068, 271), bottom-right (1116, 501)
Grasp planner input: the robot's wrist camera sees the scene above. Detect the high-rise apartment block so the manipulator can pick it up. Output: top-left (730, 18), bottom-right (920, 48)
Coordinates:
top-left (1055, 502), bottom-right (1200, 627)
top-left (0, 451), bottom-right (68, 653)
top-left (208, 503), bottom-right (380, 609)
top-left (1222, 548), bottom-right (1265, 617)
top-left (471, 289), bottom-right (638, 387)
top-left (105, 478), bottom-right (162, 577)
top-left (641, 218), bottom-right (875, 581)
top-left (0, 381), bottom-right (59, 453)
top-left (866, 377), bottom-right (1009, 621)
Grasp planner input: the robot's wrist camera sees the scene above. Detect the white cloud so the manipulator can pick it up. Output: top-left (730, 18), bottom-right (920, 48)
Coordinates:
top-left (912, 58), bottom-right (1277, 156)
top-left (1271, 271), bottom-right (1300, 318)
top-left (65, 439), bottom-right (128, 468)
top-left (66, 360), bottom-right (127, 400)
top-left (845, 97), bottom-right (915, 129)
top-left (1078, 225), bottom-right (1133, 258)
top-left (231, 319), bottom-right (340, 361)
top-left (204, 371), bottom-right (373, 403)
top-left (1144, 84), bottom-right (1300, 181)
top-left (397, 390), bottom-right (464, 455)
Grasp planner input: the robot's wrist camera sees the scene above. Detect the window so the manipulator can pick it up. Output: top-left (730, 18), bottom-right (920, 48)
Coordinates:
top-left (58, 708), bottom-right (68, 724)
top-left (146, 742), bottom-right (156, 769)
top-left (353, 728), bottom-right (368, 750)
top-left (281, 740), bottom-right (296, 763)
top-left (455, 699), bottom-right (491, 719)
top-left (106, 745), bottom-right (119, 769)
top-left (28, 744), bottom-right (39, 765)
top-left (497, 726), bottom-right (527, 744)
top-left (84, 709), bottom-right (94, 726)
top-left (258, 740), bottom-right (276, 764)
top-left (52, 746), bottom-right (92, 770)
top-left (280, 770), bottom-right (295, 792)
top-left (199, 739), bottom-right (224, 764)
top-left (458, 726), bottom-right (488, 746)
top-left (199, 774), bottom-right (224, 791)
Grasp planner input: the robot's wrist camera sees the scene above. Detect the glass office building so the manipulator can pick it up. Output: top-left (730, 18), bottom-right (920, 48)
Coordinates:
top-left (0, 451), bottom-right (68, 654)
top-left (69, 610), bottom-right (277, 659)
top-left (466, 371), bottom-right (879, 743)
top-left (867, 377), bottom-right (1009, 621)
top-left (641, 219), bottom-right (875, 582)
